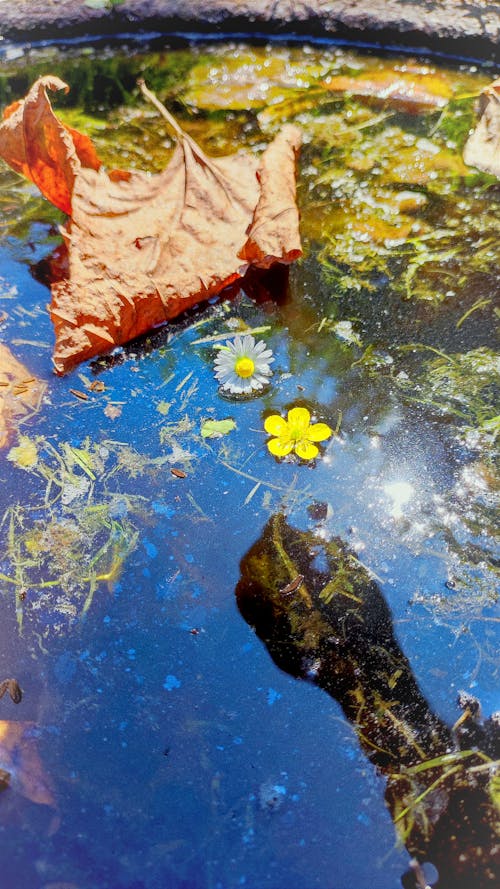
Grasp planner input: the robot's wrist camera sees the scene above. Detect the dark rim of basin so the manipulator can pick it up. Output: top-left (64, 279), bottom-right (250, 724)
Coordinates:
top-left (0, 1), bottom-right (499, 62)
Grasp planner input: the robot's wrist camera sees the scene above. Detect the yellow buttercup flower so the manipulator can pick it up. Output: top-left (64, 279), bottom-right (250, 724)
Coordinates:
top-left (264, 407), bottom-right (333, 460)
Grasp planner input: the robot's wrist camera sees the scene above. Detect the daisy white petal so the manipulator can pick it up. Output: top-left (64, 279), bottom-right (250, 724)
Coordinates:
top-left (213, 335), bottom-right (274, 396)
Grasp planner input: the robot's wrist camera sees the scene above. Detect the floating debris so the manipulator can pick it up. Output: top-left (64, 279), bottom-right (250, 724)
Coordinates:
top-left (279, 574), bottom-right (304, 596)
top-left (259, 779), bottom-right (287, 812)
top-left (0, 679), bottom-right (22, 704)
top-left (170, 467), bottom-right (187, 479)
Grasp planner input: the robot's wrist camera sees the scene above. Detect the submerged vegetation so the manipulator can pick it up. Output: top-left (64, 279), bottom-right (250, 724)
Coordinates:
top-left (1, 436), bottom-right (147, 630)
top-left (395, 346), bottom-right (499, 447)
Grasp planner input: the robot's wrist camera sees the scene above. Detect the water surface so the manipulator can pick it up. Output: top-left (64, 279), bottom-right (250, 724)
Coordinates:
top-left (0, 37), bottom-right (498, 889)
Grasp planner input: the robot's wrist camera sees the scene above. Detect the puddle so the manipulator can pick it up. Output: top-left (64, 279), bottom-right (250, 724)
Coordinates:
top-left (0, 38), bottom-right (498, 889)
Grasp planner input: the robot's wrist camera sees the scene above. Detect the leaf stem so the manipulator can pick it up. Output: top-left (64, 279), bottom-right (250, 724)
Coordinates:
top-left (137, 79), bottom-right (238, 203)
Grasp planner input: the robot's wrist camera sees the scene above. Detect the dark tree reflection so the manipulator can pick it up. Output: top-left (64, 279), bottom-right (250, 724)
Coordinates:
top-left (236, 513), bottom-right (499, 889)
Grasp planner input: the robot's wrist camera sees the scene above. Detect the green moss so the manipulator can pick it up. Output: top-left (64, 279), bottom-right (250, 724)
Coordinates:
top-left (396, 347), bottom-right (499, 444)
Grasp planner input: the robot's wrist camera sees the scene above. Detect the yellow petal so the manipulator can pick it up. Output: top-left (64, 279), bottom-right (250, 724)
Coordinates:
top-left (287, 406), bottom-right (310, 433)
top-left (267, 437), bottom-right (294, 457)
top-left (264, 414), bottom-right (288, 436)
top-left (307, 422), bottom-right (333, 442)
top-left (295, 441), bottom-right (319, 460)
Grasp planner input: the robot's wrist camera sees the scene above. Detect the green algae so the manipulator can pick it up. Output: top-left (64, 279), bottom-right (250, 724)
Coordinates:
top-left (0, 435), bottom-right (151, 629)
top-left (395, 347), bottom-right (499, 444)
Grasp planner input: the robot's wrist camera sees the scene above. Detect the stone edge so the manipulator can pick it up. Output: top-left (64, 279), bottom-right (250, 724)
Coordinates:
top-left (0, 1), bottom-right (499, 60)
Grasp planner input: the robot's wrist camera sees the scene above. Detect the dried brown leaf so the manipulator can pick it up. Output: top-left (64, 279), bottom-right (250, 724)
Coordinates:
top-left (322, 66), bottom-right (453, 113)
top-left (463, 77), bottom-right (500, 178)
top-left (0, 77), bottom-right (302, 374)
top-left (0, 720), bottom-right (56, 807)
top-left (0, 344), bottom-right (45, 448)
top-left (0, 75), bottom-right (100, 215)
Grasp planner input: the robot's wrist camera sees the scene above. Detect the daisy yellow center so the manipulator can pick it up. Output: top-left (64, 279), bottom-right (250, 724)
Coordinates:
top-left (235, 357), bottom-right (255, 379)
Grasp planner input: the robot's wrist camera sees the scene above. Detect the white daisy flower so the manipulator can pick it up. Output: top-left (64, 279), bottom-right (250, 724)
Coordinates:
top-left (214, 334), bottom-right (274, 395)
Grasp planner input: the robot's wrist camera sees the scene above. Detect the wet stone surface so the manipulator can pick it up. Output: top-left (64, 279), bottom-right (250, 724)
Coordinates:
top-left (0, 1), bottom-right (499, 57)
